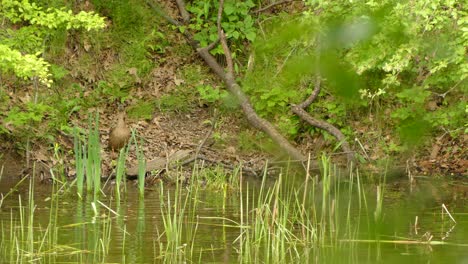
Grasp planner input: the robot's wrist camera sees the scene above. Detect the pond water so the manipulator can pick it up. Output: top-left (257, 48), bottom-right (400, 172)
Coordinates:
top-left (0, 172), bottom-right (467, 263)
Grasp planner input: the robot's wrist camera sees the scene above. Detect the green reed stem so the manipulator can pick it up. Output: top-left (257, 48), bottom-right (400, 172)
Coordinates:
top-left (74, 127), bottom-right (85, 197)
top-left (131, 129), bottom-right (146, 197)
top-left (115, 146), bottom-right (127, 198)
top-left (84, 112), bottom-right (102, 197)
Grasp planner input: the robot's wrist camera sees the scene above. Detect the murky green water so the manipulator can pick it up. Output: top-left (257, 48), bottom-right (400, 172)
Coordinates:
top-left (0, 174), bottom-right (467, 263)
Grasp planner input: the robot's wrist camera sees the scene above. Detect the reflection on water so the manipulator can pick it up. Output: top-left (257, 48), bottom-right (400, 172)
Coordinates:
top-left (0, 174), bottom-right (467, 263)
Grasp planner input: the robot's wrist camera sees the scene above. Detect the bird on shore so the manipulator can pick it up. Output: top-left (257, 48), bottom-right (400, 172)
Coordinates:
top-left (109, 109), bottom-right (131, 151)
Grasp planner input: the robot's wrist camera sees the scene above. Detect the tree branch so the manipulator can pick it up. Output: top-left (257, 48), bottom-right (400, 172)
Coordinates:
top-left (175, 0), bottom-right (190, 23)
top-left (291, 76), bottom-right (355, 163)
top-left (297, 77), bottom-right (321, 109)
top-left (217, 0), bottom-right (234, 75)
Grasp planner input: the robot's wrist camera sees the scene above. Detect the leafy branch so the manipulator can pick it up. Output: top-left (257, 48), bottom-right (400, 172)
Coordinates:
top-left (0, 44), bottom-right (52, 86)
top-left (2, 0), bottom-right (105, 30)
top-left (0, 0), bottom-right (106, 85)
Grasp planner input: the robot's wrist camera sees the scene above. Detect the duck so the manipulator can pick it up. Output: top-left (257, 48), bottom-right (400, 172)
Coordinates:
top-left (109, 110), bottom-right (131, 151)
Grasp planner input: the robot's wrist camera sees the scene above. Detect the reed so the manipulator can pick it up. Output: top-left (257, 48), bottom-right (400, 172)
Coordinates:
top-left (74, 127), bottom-right (85, 197)
top-left (131, 130), bottom-right (146, 197)
top-left (232, 154), bottom-right (376, 262)
top-left (0, 176), bottom-right (90, 263)
top-left (83, 113), bottom-right (102, 196)
top-left (114, 146), bottom-right (128, 199)
top-left (374, 170), bottom-right (386, 223)
top-left (91, 113), bottom-right (102, 197)
top-left (159, 179), bottom-right (187, 262)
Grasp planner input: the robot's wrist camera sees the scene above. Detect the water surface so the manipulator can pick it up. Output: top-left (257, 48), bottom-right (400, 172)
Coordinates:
top-left (0, 174), bottom-right (467, 263)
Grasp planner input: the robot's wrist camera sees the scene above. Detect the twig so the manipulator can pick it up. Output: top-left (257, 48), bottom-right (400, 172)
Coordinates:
top-left (273, 46), bottom-right (297, 78)
top-left (290, 40), bottom-right (355, 163)
top-left (442, 203), bottom-right (456, 224)
top-left (298, 40), bottom-right (322, 108)
top-left (354, 137), bottom-right (369, 160)
top-left (194, 112), bottom-right (218, 160)
top-left (438, 78), bottom-right (465, 98)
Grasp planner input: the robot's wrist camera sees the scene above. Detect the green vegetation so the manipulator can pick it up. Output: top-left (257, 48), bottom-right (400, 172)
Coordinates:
top-left (0, 0), bottom-right (104, 86)
top-left (157, 92), bottom-right (192, 113)
top-left (0, 179), bottom-right (113, 262)
top-left (187, 0), bottom-right (256, 56)
top-left (133, 130), bottom-right (146, 196)
top-left (73, 115), bottom-right (150, 198)
top-left (0, 0), bottom-right (104, 142)
top-left (127, 100), bottom-right (156, 120)
top-left (0, 0), bottom-right (166, 141)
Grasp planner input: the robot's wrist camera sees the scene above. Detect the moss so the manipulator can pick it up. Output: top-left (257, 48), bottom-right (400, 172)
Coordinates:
top-left (157, 93), bottom-right (191, 113)
top-left (127, 100), bottom-right (156, 120)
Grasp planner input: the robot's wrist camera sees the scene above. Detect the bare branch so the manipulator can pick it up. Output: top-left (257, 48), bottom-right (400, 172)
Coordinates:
top-left (297, 77), bottom-right (321, 109)
top-left (217, 0), bottom-right (223, 31)
top-left (175, 0), bottom-right (190, 23)
top-left (217, 0), bottom-right (234, 75)
top-left (291, 105), bottom-right (354, 162)
top-left (291, 74), bottom-right (354, 163)
top-left (220, 31), bottom-right (234, 76)
top-left (194, 113), bottom-right (218, 160)
top-left (195, 47), bottom-right (227, 80)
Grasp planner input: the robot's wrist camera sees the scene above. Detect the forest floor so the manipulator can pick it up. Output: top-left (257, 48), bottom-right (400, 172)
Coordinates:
top-left (1, 108), bottom-right (466, 181)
